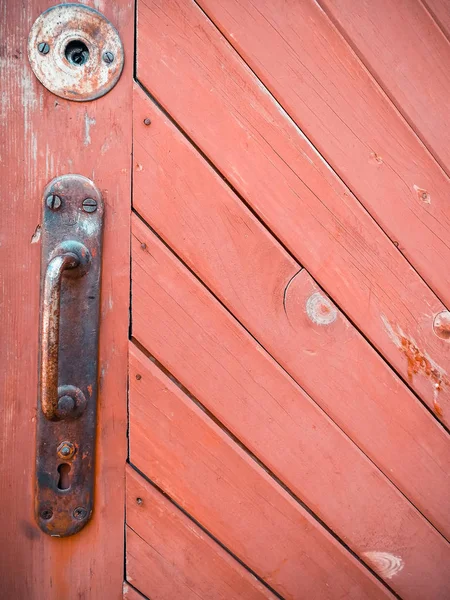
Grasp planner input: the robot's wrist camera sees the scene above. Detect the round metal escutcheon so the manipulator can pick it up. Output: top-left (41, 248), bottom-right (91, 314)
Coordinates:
top-left (28, 3), bottom-right (124, 101)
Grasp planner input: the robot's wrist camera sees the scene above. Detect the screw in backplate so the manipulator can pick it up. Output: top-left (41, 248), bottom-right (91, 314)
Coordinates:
top-left (102, 51), bottom-right (114, 64)
top-left (57, 441), bottom-right (76, 460)
top-left (40, 508), bottom-right (53, 520)
top-left (73, 507), bottom-right (88, 521)
top-left (82, 198), bottom-right (97, 213)
top-left (46, 194), bottom-right (62, 211)
top-left (38, 42), bottom-right (50, 55)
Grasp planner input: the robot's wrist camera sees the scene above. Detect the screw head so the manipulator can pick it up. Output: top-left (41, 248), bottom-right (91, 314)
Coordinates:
top-left (433, 311), bottom-right (450, 340)
top-left (38, 42), bottom-right (50, 55)
top-left (46, 194), bottom-right (62, 211)
top-left (57, 441), bottom-right (76, 460)
top-left (82, 198), bottom-right (97, 213)
top-left (56, 395), bottom-right (75, 418)
top-left (40, 508), bottom-right (53, 520)
top-left (73, 507), bottom-right (88, 521)
top-left (143, 118), bottom-right (151, 126)
top-left (102, 51), bottom-right (114, 64)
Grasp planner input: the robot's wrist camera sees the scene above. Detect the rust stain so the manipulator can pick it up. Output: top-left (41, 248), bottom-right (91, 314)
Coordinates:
top-left (400, 336), bottom-right (444, 385)
top-left (433, 398), bottom-right (444, 418)
top-left (399, 336), bottom-right (447, 417)
top-left (382, 315), bottom-right (448, 418)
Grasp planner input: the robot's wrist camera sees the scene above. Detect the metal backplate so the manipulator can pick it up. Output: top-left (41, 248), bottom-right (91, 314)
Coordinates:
top-left (36, 175), bottom-right (103, 537)
top-left (28, 3), bottom-right (124, 101)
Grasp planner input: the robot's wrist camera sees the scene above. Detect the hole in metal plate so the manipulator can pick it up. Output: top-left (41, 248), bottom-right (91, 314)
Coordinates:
top-left (57, 463), bottom-right (71, 491)
top-left (65, 40), bottom-right (90, 66)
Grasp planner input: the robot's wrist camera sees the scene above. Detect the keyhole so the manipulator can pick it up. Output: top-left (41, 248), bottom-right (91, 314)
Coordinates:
top-left (65, 40), bottom-right (89, 66)
top-left (57, 463), bottom-right (71, 490)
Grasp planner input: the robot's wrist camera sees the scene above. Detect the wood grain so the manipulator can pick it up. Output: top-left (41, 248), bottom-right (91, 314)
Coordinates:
top-left (128, 359), bottom-right (393, 600)
top-left (0, 1), bottom-right (132, 597)
top-left (131, 224), bottom-right (450, 599)
top-left (136, 0), bottom-right (450, 425)
top-left (319, 0), bottom-right (450, 174)
top-left (126, 467), bottom-right (278, 600)
top-left (133, 89), bottom-right (450, 540)
top-left (423, 0), bottom-right (450, 39)
top-left (197, 0), bottom-right (450, 316)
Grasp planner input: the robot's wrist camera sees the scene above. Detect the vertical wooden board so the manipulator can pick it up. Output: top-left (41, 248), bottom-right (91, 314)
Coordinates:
top-left (128, 369), bottom-right (393, 600)
top-left (0, 1), bottom-right (132, 597)
top-left (319, 0), bottom-right (450, 173)
top-left (130, 228), bottom-right (450, 598)
top-left (126, 468), bottom-right (278, 600)
top-left (196, 0), bottom-right (450, 312)
top-left (423, 0), bottom-right (450, 39)
top-left (136, 0), bottom-right (450, 424)
top-left (132, 92), bottom-right (450, 540)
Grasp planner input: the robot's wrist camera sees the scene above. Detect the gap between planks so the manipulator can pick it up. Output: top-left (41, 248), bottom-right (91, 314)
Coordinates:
top-left (129, 337), bottom-right (403, 598)
top-left (135, 3), bottom-right (450, 432)
top-left (126, 464), bottom-right (283, 600)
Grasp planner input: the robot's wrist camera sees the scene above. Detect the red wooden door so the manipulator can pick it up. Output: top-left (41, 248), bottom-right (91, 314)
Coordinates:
top-left (2, 1), bottom-right (450, 599)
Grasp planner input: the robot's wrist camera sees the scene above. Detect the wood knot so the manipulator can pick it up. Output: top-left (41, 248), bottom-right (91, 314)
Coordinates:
top-left (305, 292), bottom-right (338, 326)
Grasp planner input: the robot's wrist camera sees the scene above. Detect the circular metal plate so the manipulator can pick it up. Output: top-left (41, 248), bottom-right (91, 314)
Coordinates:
top-left (28, 3), bottom-right (124, 101)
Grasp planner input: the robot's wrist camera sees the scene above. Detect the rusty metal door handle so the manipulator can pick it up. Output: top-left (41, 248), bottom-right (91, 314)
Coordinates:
top-left (41, 246), bottom-right (88, 421)
top-left (36, 175), bottom-right (104, 537)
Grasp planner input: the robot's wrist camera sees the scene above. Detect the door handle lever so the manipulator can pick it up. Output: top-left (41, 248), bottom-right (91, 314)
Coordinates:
top-left (36, 175), bottom-right (104, 537)
top-left (41, 246), bottom-right (87, 421)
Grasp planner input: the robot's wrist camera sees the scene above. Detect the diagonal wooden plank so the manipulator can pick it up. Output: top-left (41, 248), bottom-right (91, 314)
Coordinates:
top-left (132, 88), bottom-right (450, 540)
top-left (423, 0), bottom-right (450, 39)
top-left (128, 353), bottom-right (395, 599)
top-left (196, 0), bottom-right (450, 321)
top-left (130, 222), bottom-right (450, 599)
top-left (137, 0), bottom-right (450, 425)
top-left (319, 0), bottom-right (450, 174)
top-left (123, 582), bottom-right (148, 600)
top-left (127, 467), bottom-right (282, 600)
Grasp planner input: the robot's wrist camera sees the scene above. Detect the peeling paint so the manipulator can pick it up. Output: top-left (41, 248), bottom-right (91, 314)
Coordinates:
top-left (413, 184), bottom-right (431, 204)
top-left (369, 151), bottom-right (383, 164)
top-left (363, 551), bottom-right (404, 579)
top-left (84, 112), bottom-right (96, 147)
top-left (31, 224), bottom-right (41, 244)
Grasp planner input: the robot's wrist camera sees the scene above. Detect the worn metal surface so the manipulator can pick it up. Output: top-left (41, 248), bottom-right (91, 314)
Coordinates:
top-left (28, 3), bottom-right (124, 101)
top-left (36, 174), bottom-right (103, 537)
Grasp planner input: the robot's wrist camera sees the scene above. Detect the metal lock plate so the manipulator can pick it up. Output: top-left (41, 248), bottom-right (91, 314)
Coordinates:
top-left (28, 3), bottom-right (124, 101)
top-left (36, 175), bottom-right (103, 537)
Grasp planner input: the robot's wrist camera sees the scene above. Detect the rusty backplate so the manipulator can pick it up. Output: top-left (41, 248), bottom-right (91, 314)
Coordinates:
top-left (28, 3), bottom-right (124, 101)
top-left (36, 174), bottom-right (104, 537)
